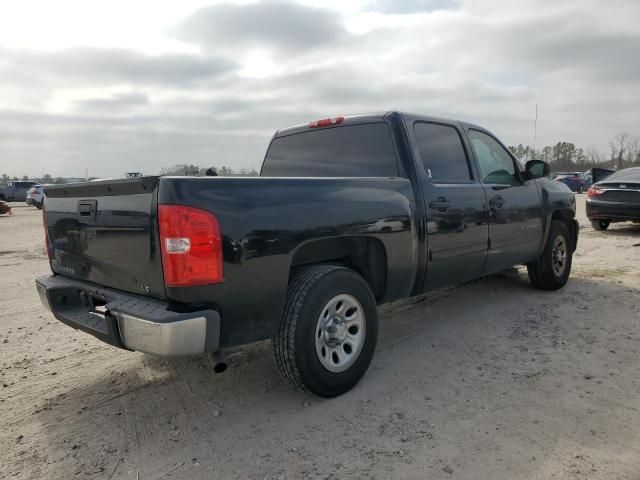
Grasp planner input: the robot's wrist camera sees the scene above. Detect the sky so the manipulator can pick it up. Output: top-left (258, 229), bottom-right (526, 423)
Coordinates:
top-left (0, 0), bottom-right (638, 178)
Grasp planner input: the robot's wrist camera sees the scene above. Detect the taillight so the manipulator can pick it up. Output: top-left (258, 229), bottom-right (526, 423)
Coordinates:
top-left (158, 205), bottom-right (223, 287)
top-left (43, 208), bottom-right (52, 259)
top-left (587, 187), bottom-right (604, 197)
top-left (309, 116), bottom-right (344, 128)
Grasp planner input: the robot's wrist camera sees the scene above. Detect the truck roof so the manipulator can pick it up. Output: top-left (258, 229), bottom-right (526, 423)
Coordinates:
top-left (274, 111), bottom-right (487, 138)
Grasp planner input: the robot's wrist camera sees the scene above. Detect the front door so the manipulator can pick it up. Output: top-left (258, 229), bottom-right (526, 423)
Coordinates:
top-left (412, 121), bottom-right (489, 292)
top-left (466, 129), bottom-right (543, 274)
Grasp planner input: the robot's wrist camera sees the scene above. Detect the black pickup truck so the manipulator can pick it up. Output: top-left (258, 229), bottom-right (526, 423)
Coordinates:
top-left (36, 112), bottom-right (578, 397)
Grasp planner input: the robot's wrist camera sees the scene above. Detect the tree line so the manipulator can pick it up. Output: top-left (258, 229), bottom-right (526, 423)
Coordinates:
top-left (0, 173), bottom-right (69, 185)
top-left (508, 132), bottom-right (640, 171)
top-left (158, 164), bottom-right (259, 176)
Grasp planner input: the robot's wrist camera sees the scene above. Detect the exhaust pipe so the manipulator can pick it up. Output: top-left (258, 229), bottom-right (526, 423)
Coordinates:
top-left (208, 351), bottom-right (228, 373)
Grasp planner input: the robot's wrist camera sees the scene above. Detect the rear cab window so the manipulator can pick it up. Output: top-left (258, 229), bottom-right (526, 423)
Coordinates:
top-left (261, 123), bottom-right (401, 177)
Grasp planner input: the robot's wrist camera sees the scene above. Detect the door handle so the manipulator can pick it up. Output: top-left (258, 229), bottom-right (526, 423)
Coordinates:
top-left (429, 198), bottom-right (452, 211)
top-left (78, 200), bottom-right (97, 217)
top-left (489, 195), bottom-right (504, 208)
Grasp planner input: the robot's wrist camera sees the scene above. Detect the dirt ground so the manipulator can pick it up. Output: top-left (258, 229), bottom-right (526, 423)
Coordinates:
top-left (1, 197), bottom-right (640, 480)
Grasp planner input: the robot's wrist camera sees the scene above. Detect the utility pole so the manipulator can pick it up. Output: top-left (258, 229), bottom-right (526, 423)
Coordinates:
top-left (533, 104), bottom-right (538, 152)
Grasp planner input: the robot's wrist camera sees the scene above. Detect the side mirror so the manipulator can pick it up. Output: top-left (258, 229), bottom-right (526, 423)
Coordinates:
top-left (524, 159), bottom-right (551, 179)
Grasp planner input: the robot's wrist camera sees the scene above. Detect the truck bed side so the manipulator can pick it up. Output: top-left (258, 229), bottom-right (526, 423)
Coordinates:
top-left (158, 176), bottom-right (418, 348)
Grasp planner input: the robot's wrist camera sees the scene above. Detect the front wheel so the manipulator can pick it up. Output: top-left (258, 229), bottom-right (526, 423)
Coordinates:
top-left (273, 265), bottom-right (378, 397)
top-left (590, 219), bottom-right (609, 231)
top-left (527, 220), bottom-right (573, 290)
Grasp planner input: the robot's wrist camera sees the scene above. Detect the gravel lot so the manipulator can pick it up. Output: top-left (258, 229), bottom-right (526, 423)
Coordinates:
top-left (1, 196), bottom-right (640, 480)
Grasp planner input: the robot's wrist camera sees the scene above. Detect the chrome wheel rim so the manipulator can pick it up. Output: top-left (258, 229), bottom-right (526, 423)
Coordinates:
top-left (552, 235), bottom-right (567, 276)
top-left (315, 294), bottom-right (366, 373)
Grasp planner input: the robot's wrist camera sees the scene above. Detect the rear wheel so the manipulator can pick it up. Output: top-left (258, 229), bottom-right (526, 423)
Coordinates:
top-left (527, 220), bottom-right (573, 290)
top-left (590, 219), bottom-right (609, 231)
top-left (577, 184), bottom-right (584, 193)
top-left (273, 265), bottom-right (378, 397)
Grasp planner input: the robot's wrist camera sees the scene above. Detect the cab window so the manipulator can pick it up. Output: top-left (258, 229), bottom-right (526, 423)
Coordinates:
top-left (262, 123), bottom-right (400, 177)
top-left (468, 130), bottom-right (517, 185)
top-left (413, 122), bottom-right (472, 183)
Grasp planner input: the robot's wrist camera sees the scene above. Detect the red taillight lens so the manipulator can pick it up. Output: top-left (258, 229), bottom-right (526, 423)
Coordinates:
top-left (43, 208), bottom-right (52, 259)
top-left (587, 187), bottom-right (604, 197)
top-left (309, 116), bottom-right (344, 128)
top-left (158, 205), bottom-right (223, 287)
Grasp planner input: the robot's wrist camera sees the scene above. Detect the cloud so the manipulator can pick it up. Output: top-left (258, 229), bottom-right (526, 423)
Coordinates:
top-left (174, 0), bottom-right (349, 53)
top-left (366, 0), bottom-right (460, 14)
top-left (1, 0), bottom-right (640, 178)
top-left (74, 92), bottom-right (151, 113)
top-left (0, 47), bottom-right (237, 87)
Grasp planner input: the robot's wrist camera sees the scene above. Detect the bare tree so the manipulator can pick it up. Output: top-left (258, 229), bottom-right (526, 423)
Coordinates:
top-left (628, 136), bottom-right (640, 165)
top-left (586, 148), bottom-right (602, 164)
top-left (609, 132), bottom-right (631, 169)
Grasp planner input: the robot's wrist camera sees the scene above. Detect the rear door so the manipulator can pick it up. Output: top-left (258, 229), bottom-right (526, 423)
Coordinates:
top-left (466, 128), bottom-right (543, 274)
top-left (411, 121), bottom-right (489, 291)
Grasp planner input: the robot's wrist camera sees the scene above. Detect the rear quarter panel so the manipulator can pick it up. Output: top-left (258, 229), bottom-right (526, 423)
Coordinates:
top-left (158, 177), bottom-right (418, 348)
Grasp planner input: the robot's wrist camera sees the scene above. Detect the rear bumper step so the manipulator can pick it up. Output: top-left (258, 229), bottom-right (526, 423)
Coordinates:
top-left (36, 275), bottom-right (220, 356)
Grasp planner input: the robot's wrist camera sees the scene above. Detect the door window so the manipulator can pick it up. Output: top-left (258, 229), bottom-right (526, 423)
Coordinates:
top-left (414, 122), bottom-right (472, 183)
top-left (468, 130), bottom-right (517, 185)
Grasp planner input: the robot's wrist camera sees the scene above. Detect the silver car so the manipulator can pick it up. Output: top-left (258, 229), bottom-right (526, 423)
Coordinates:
top-left (26, 184), bottom-right (45, 209)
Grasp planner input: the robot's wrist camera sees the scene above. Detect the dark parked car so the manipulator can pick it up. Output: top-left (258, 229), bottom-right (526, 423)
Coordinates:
top-left (0, 180), bottom-right (38, 202)
top-left (554, 172), bottom-right (591, 193)
top-left (587, 167), bottom-right (640, 230)
top-left (36, 112), bottom-right (578, 397)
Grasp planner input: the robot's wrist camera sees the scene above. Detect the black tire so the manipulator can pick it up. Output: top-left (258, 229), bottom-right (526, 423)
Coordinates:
top-left (577, 184), bottom-right (584, 194)
top-left (590, 219), bottom-right (609, 231)
top-left (527, 220), bottom-right (573, 290)
top-left (273, 265), bottom-right (378, 397)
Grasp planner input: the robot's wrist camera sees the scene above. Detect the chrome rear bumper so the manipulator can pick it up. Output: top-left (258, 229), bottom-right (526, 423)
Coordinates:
top-left (36, 274), bottom-right (220, 356)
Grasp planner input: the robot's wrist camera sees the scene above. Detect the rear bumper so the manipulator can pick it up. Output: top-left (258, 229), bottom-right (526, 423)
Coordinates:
top-left (586, 199), bottom-right (640, 221)
top-left (36, 275), bottom-right (220, 356)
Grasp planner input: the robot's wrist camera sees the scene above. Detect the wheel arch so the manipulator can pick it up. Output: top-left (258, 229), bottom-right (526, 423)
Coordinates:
top-left (550, 208), bottom-right (578, 251)
top-left (289, 236), bottom-right (388, 303)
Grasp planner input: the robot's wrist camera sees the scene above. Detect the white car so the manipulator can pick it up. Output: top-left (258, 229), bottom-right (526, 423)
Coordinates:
top-left (26, 184), bottom-right (45, 209)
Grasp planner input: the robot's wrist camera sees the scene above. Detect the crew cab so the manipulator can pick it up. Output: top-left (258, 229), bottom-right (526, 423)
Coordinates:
top-left (36, 112), bottom-right (578, 397)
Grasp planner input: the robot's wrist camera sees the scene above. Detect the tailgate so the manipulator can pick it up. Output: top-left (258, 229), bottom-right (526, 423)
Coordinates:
top-left (44, 177), bottom-right (165, 299)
